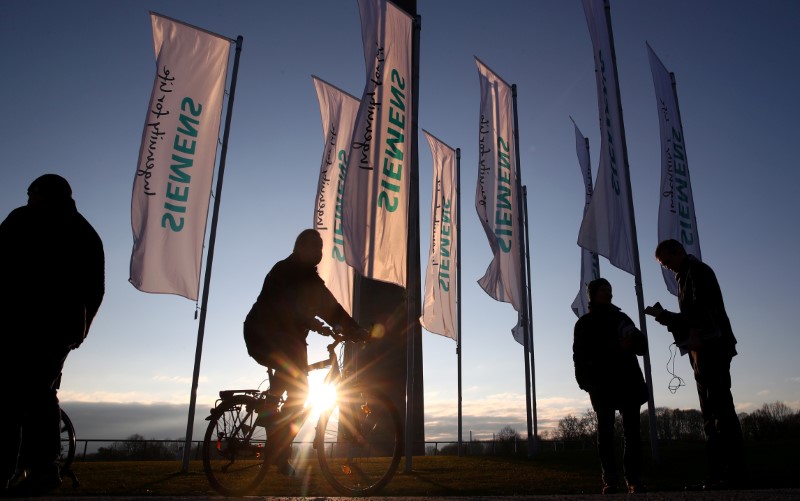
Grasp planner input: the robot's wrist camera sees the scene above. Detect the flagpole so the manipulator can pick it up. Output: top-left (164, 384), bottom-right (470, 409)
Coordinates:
top-left (522, 185), bottom-right (537, 454)
top-left (180, 34), bottom-right (243, 473)
top-left (455, 147), bottom-right (463, 457)
top-left (511, 84), bottom-right (534, 458)
top-left (404, 11), bottom-right (422, 474)
top-left (602, 0), bottom-right (659, 462)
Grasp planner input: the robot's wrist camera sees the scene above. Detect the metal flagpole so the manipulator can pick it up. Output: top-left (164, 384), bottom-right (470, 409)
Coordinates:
top-left (522, 185), bottom-right (537, 454)
top-left (456, 147), bottom-right (463, 456)
top-left (404, 11), bottom-right (422, 474)
top-left (602, 0), bottom-right (659, 462)
top-left (511, 84), bottom-right (534, 458)
top-left (181, 35), bottom-right (243, 473)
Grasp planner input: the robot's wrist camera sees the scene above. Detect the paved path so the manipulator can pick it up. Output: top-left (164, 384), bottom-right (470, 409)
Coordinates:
top-left (36, 489), bottom-right (800, 500)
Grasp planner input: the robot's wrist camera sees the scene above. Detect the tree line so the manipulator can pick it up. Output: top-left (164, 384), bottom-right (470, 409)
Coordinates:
top-left (552, 401), bottom-right (800, 447)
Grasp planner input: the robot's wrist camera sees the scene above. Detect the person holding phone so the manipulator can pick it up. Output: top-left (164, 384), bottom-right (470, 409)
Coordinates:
top-left (648, 239), bottom-right (745, 491)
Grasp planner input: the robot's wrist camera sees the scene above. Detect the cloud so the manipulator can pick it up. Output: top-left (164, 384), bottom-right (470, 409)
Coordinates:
top-left (422, 392), bottom-right (592, 441)
top-left (59, 401), bottom-right (206, 450)
top-left (152, 374), bottom-right (201, 385)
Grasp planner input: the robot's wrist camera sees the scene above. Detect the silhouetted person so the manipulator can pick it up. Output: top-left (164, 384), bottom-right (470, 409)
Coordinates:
top-left (573, 278), bottom-right (648, 495)
top-left (647, 239), bottom-right (746, 490)
top-left (244, 229), bottom-right (366, 476)
top-left (0, 174), bottom-right (105, 495)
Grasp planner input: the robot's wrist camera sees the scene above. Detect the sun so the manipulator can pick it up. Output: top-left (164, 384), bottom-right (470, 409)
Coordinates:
top-left (306, 379), bottom-right (338, 411)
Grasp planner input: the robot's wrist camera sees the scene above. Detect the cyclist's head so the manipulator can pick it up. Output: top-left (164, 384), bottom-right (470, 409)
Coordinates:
top-left (294, 229), bottom-right (323, 266)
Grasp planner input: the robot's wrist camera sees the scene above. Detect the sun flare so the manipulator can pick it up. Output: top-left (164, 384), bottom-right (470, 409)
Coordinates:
top-left (306, 381), bottom-right (337, 411)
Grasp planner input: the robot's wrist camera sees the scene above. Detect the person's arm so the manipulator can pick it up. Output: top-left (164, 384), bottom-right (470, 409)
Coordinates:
top-left (313, 277), bottom-right (363, 338)
top-left (619, 314), bottom-right (646, 355)
top-left (572, 320), bottom-right (593, 392)
top-left (83, 222), bottom-right (105, 335)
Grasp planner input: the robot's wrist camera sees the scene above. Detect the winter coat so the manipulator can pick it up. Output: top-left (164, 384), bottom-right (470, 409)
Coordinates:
top-left (0, 200), bottom-right (104, 351)
top-left (573, 303), bottom-right (648, 409)
top-left (655, 255), bottom-right (737, 357)
top-left (244, 253), bottom-right (359, 366)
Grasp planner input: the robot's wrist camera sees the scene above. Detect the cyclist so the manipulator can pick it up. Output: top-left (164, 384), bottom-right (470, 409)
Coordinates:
top-left (244, 229), bottom-right (367, 476)
top-left (0, 174), bottom-right (105, 495)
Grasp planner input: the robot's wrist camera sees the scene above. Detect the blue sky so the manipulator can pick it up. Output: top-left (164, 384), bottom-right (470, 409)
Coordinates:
top-left (1, 0), bottom-right (798, 444)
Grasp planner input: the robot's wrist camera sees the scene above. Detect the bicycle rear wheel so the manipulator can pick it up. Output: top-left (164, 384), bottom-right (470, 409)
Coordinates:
top-left (202, 395), bottom-right (269, 496)
top-left (59, 408), bottom-right (80, 488)
top-left (316, 388), bottom-right (402, 496)
top-left (59, 409), bottom-right (76, 472)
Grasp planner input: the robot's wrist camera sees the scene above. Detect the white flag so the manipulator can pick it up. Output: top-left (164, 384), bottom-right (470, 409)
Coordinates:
top-left (420, 131), bottom-right (457, 340)
top-left (577, 0), bottom-right (636, 275)
top-left (647, 43), bottom-right (701, 296)
top-left (130, 13), bottom-right (231, 300)
top-left (312, 76), bottom-right (359, 314)
top-left (475, 58), bottom-right (524, 343)
top-left (342, 0), bottom-right (413, 287)
top-left (570, 120), bottom-right (600, 317)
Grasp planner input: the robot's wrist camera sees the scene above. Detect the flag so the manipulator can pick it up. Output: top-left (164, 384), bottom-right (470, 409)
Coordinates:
top-left (312, 76), bottom-right (359, 314)
top-left (570, 120), bottom-right (600, 317)
top-left (342, 0), bottom-right (413, 287)
top-left (130, 13), bottom-right (231, 300)
top-left (577, 0), bottom-right (636, 275)
top-left (420, 130), bottom-right (457, 340)
top-left (475, 58), bottom-right (524, 343)
top-left (647, 43), bottom-right (701, 295)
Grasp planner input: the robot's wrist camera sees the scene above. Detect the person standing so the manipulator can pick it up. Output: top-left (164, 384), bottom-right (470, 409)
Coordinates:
top-left (0, 174), bottom-right (105, 495)
top-left (573, 278), bottom-right (648, 495)
top-left (647, 239), bottom-right (745, 490)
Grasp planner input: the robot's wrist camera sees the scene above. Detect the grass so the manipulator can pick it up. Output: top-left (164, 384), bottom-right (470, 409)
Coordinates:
top-left (53, 440), bottom-right (799, 497)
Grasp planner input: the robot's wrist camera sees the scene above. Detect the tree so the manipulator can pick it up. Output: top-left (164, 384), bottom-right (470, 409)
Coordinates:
top-left (497, 425), bottom-right (521, 442)
top-left (493, 425), bottom-right (521, 455)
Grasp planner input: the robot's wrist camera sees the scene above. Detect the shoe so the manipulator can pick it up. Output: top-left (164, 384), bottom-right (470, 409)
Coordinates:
top-left (627, 483), bottom-right (646, 494)
top-left (602, 484), bottom-right (618, 494)
top-left (3, 465), bottom-right (62, 497)
top-left (704, 479), bottom-right (745, 491)
top-left (276, 461), bottom-right (296, 477)
top-left (684, 481), bottom-right (707, 491)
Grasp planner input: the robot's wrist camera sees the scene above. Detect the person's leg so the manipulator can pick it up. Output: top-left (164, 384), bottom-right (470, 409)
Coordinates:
top-left (702, 352), bottom-right (746, 483)
top-left (265, 348), bottom-right (308, 471)
top-left (620, 404), bottom-right (643, 489)
top-left (692, 350), bottom-right (725, 485)
top-left (1, 337), bottom-right (25, 488)
top-left (16, 348), bottom-right (66, 492)
top-left (0, 377), bottom-right (23, 489)
top-left (592, 399), bottom-right (618, 492)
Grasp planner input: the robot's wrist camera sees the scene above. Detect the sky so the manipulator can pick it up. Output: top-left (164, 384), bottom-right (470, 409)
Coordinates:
top-left (2, 0), bottom-right (799, 446)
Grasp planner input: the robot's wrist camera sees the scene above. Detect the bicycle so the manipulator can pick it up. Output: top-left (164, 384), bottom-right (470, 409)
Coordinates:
top-left (202, 326), bottom-right (402, 496)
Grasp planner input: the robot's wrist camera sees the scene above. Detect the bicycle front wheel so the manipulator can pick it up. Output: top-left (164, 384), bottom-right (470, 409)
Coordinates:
top-left (59, 409), bottom-right (77, 472)
top-left (202, 395), bottom-right (269, 496)
top-left (316, 388), bottom-right (402, 496)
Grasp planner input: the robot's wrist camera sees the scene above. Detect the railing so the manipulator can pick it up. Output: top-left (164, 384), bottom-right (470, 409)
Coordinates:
top-left (67, 437), bottom-right (568, 461)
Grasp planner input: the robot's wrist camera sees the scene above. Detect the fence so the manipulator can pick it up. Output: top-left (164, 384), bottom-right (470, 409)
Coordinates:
top-left (67, 437), bottom-right (571, 461)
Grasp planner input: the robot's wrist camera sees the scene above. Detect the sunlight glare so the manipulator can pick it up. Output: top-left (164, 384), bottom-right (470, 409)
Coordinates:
top-left (306, 381), bottom-right (337, 411)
